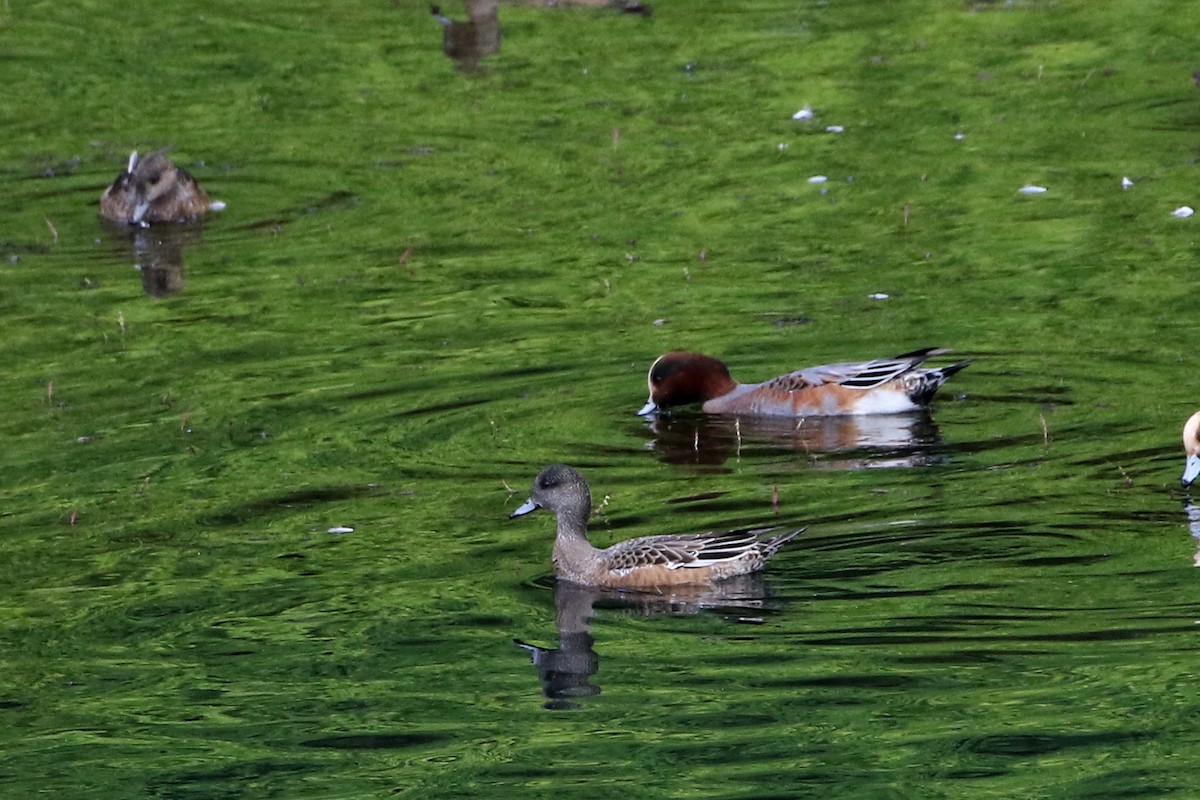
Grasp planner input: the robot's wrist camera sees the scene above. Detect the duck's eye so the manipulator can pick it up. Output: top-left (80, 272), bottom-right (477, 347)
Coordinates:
top-left (537, 468), bottom-right (570, 490)
top-left (649, 362), bottom-right (676, 385)
top-left (147, 172), bottom-right (163, 185)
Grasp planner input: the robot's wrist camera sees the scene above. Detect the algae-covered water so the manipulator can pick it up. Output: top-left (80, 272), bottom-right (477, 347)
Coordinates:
top-left (3, 0), bottom-right (1200, 797)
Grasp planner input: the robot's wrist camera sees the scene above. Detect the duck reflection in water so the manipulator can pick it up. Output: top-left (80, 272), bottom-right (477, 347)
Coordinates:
top-left (1177, 411), bottom-right (1200, 566)
top-left (514, 581), bottom-right (600, 710)
top-left (515, 575), bottom-right (778, 710)
top-left (644, 410), bottom-right (948, 469)
top-left (431, 1), bottom-right (500, 71)
top-left (99, 218), bottom-right (206, 297)
top-left (1180, 498), bottom-right (1200, 568)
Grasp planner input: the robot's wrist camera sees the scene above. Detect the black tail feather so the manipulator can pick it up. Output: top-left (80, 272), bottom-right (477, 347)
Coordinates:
top-left (907, 359), bottom-right (970, 405)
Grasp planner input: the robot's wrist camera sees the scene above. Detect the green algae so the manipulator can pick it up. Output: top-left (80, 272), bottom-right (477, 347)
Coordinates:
top-left (3, 0), bottom-right (1200, 797)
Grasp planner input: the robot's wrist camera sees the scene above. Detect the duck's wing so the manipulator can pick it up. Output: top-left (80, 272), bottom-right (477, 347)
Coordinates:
top-left (767, 347), bottom-right (948, 392)
top-left (604, 527), bottom-right (799, 571)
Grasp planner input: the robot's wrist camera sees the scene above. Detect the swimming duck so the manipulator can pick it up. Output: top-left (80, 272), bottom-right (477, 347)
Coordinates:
top-left (430, 2), bottom-right (500, 70)
top-left (638, 347), bottom-right (969, 417)
top-left (1182, 411), bottom-right (1200, 487)
top-left (99, 149), bottom-right (222, 225)
top-left (510, 464), bottom-right (800, 589)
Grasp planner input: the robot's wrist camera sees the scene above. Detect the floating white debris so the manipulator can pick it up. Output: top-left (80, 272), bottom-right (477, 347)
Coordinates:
top-left (777, 142), bottom-right (788, 152)
top-left (953, 131), bottom-right (966, 141)
top-left (825, 125), bottom-right (845, 133)
top-left (792, 105), bottom-right (814, 121)
top-left (1018, 185), bottom-right (1048, 194)
top-left (328, 526), bottom-right (355, 534)
top-left (1173, 206), bottom-right (1195, 218)
top-left (209, 200), bottom-right (227, 212)
top-left (1120, 177), bottom-right (1134, 190)
top-left (868, 292), bottom-right (890, 300)
top-left (807, 175), bottom-right (828, 184)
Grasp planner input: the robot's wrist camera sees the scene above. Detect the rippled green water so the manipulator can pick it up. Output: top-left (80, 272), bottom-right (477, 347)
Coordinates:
top-left (3, 0), bottom-right (1200, 797)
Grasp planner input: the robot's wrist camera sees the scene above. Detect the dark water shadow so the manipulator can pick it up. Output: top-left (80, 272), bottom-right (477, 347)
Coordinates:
top-left (431, 1), bottom-right (500, 71)
top-left (99, 218), bottom-right (207, 297)
top-left (515, 575), bottom-right (780, 710)
top-left (642, 411), bottom-right (948, 469)
top-left (197, 484), bottom-right (378, 527)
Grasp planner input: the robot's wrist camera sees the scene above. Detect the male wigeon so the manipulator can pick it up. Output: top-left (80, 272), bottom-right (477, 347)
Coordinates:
top-left (1182, 411), bottom-right (1200, 487)
top-left (638, 347), bottom-right (969, 417)
top-left (100, 149), bottom-right (223, 225)
top-left (510, 464), bottom-right (800, 590)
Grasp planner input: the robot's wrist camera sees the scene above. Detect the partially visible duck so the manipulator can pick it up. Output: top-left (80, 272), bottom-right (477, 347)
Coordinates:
top-left (100, 149), bottom-right (223, 225)
top-left (510, 464), bottom-right (800, 590)
top-left (430, 2), bottom-right (500, 70)
top-left (638, 347), bottom-right (969, 417)
top-left (1182, 411), bottom-right (1200, 487)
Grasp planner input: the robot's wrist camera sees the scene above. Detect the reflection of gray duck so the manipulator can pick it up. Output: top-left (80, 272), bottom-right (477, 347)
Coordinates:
top-left (514, 582), bottom-right (601, 710)
top-left (515, 572), bottom-right (782, 709)
top-left (515, 634), bottom-right (599, 708)
top-left (511, 464), bottom-right (800, 589)
top-left (100, 149), bottom-right (222, 225)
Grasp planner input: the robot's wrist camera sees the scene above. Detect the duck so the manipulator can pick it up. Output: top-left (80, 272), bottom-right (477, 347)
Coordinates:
top-left (99, 149), bottom-right (223, 225)
top-left (1182, 411), bottom-right (1200, 487)
top-left (430, 4), bottom-right (478, 60)
top-left (430, 2), bottom-right (500, 70)
top-left (510, 464), bottom-right (801, 589)
top-left (637, 347), bottom-right (969, 417)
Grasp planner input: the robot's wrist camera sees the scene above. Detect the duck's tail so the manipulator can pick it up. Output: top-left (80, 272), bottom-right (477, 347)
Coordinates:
top-left (760, 526), bottom-right (805, 558)
top-left (905, 358), bottom-right (971, 406)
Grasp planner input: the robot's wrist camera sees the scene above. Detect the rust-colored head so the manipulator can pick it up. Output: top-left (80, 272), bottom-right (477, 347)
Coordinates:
top-left (637, 352), bottom-right (737, 415)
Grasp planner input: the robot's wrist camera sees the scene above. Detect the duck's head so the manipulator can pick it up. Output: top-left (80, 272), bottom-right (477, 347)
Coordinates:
top-left (128, 149), bottom-right (182, 222)
top-left (511, 464), bottom-right (591, 518)
top-left (638, 351), bottom-right (735, 415)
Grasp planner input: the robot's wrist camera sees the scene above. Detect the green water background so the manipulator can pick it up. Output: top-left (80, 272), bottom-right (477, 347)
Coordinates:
top-left (2, 0), bottom-right (1200, 797)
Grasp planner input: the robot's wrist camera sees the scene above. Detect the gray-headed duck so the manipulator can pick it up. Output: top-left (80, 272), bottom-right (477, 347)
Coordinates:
top-left (510, 464), bottom-right (800, 589)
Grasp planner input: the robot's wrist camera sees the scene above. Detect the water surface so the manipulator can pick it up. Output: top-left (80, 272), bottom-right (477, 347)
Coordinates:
top-left (2, 0), bottom-right (1200, 797)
